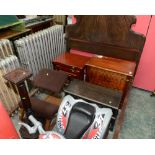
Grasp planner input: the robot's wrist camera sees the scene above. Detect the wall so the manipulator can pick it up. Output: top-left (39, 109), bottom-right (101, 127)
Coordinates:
top-left (133, 15), bottom-right (155, 91)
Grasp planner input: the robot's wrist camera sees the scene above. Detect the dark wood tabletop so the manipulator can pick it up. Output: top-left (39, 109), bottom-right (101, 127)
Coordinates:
top-left (3, 68), bottom-right (32, 85)
top-left (64, 79), bottom-right (122, 110)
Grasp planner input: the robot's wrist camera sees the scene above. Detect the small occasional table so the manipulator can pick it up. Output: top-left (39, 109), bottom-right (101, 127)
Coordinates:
top-left (3, 68), bottom-right (32, 112)
top-left (52, 52), bottom-right (90, 80)
top-left (33, 69), bottom-right (68, 93)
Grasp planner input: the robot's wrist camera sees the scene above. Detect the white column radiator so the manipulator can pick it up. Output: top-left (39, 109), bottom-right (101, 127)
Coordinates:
top-left (0, 39), bottom-right (20, 114)
top-left (15, 25), bottom-right (66, 77)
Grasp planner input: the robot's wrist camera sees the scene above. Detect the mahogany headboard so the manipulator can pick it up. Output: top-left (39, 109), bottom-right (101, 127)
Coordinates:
top-left (65, 15), bottom-right (146, 67)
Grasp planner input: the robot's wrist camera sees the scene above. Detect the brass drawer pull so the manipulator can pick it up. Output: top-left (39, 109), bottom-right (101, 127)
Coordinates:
top-left (71, 66), bottom-right (75, 72)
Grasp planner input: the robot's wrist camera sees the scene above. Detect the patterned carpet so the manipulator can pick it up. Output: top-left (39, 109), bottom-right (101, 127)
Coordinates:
top-left (11, 87), bottom-right (155, 139)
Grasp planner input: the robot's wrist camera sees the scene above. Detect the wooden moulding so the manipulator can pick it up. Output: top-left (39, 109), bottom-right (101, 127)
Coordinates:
top-left (66, 15), bottom-right (146, 71)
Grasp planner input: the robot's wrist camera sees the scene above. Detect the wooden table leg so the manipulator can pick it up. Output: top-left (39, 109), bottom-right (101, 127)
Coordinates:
top-left (19, 107), bottom-right (25, 121)
top-left (44, 119), bottom-right (51, 131)
top-left (150, 89), bottom-right (155, 96)
top-left (16, 82), bottom-right (32, 117)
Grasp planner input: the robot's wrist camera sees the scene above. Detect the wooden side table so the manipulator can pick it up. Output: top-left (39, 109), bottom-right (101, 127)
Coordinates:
top-left (3, 68), bottom-right (32, 117)
top-left (33, 69), bottom-right (68, 93)
top-left (52, 52), bottom-right (90, 80)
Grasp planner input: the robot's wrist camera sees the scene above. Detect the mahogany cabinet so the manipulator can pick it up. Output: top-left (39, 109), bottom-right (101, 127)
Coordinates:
top-left (85, 56), bottom-right (136, 108)
top-left (86, 56), bottom-right (136, 90)
top-left (52, 52), bottom-right (90, 80)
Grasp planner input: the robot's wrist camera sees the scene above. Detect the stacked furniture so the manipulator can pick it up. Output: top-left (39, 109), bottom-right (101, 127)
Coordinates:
top-left (52, 15), bottom-right (146, 138)
top-left (2, 15), bottom-right (146, 139)
top-left (3, 68), bottom-right (68, 138)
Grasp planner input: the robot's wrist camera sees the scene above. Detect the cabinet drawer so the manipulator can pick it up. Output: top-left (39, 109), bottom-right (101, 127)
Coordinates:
top-left (54, 63), bottom-right (82, 74)
top-left (53, 63), bottom-right (84, 80)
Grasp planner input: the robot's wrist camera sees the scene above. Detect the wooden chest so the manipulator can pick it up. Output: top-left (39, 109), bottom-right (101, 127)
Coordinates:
top-left (85, 56), bottom-right (136, 92)
top-left (52, 52), bottom-right (90, 80)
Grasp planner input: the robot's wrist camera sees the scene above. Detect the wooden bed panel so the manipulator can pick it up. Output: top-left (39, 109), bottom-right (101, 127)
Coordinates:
top-left (66, 15), bottom-right (146, 68)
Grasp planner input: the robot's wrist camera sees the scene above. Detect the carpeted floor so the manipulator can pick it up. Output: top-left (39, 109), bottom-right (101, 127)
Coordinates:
top-left (11, 87), bottom-right (155, 139)
top-left (119, 87), bottom-right (155, 139)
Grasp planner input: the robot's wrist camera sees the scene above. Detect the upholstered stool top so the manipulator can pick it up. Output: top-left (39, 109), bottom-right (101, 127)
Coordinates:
top-left (33, 69), bottom-right (68, 93)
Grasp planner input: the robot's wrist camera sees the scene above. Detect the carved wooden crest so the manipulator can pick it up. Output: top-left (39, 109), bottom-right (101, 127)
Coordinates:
top-left (66, 15), bottom-right (146, 65)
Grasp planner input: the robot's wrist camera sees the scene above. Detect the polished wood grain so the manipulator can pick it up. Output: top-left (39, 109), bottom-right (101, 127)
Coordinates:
top-left (86, 67), bottom-right (128, 91)
top-left (86, 56), bottom-right (136, 76)
top-left (85, 56), bottom-right (136, 91)
top-left (53, 52), bottom-right (90, 69)
top-left (53, 52), bottom-right (90, 80)
top-left (66, 15), bottom-right (146, 69)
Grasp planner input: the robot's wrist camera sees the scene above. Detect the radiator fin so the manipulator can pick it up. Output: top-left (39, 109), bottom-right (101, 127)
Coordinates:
top-left (0, 39), bottom-right (20, 114)
top-left (15, 25), bottom-right (66, 77)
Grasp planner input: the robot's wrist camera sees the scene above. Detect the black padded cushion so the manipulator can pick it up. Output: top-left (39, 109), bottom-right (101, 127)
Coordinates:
top-left (64, 102), bottom-right (95, 139)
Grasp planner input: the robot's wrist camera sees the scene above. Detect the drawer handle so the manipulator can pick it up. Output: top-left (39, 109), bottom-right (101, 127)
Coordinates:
top-left (71, 68), bottom-right (75, 72)
top-left (71, 66), bottom-right (75, 72)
